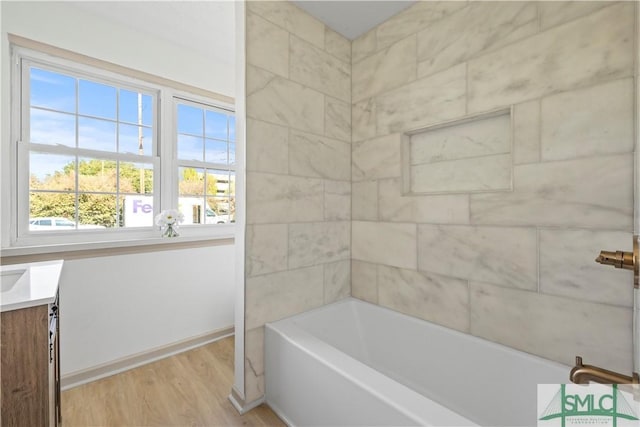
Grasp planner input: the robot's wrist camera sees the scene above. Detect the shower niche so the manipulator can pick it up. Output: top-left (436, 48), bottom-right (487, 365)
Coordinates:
top-left (401, 108), bottom-right (513, 195)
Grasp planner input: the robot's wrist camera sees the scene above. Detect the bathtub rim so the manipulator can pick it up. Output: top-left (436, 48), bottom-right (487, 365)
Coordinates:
top-left (270, 296), bottom-right (571, 374)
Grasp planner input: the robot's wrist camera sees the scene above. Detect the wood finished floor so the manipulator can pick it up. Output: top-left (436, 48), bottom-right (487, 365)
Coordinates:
top-left (61, 336), bottom-right (284, 426)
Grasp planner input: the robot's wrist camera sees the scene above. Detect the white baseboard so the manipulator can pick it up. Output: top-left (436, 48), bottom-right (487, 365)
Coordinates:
top-left (228, 386), bottom-right (266, 415)
top-left (265, 399), bottom-right (294, 427)
top-left (61, 326), bottom-right (234, 390)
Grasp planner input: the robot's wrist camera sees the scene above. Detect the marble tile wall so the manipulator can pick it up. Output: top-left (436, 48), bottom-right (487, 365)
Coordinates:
top-left (466, 3), bottom-right (633, 113)
top-left (244, 1), bottom-right (351, 402)
top-left (242, 0), bottom-right (637, 404)
top-left (351, 1), bottom-right (637, 372)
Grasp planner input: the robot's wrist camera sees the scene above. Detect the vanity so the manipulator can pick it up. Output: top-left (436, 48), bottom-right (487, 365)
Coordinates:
top-left (1, 260), bottom-right (64, 427)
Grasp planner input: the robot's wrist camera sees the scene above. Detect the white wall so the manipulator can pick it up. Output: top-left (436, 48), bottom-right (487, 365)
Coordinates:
top-left (1, 1), bottom-right (237, 376)
top-left (1, 1), bottom-right (235, 97)
top-left (60, 246), bottom-right (235, 374)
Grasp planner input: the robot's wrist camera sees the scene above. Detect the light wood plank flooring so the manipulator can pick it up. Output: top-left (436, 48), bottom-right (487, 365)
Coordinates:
top-left (62, 336), bottom-right (284, 426)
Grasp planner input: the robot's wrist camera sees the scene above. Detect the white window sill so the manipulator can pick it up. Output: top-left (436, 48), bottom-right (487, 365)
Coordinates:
top-left (1, 232), bottom-right (235, 258)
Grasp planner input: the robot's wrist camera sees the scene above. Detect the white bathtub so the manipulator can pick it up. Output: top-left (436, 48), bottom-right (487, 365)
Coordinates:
top-left (265, 298), bottom-right (570, 426)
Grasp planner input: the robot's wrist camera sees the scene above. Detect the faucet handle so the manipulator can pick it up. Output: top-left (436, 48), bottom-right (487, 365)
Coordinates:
top-left (595, 250), bottom-right (634, 270)
top-left (595, 236), bottom-right (639, 289)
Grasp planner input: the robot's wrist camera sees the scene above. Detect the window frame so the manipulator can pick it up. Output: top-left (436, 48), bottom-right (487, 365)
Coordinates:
top-left (5, 45), bottom-right (236, 251)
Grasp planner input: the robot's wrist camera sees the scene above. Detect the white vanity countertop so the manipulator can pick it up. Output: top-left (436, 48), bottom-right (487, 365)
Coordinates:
top-left (1, 260), bottom-right (63, 312)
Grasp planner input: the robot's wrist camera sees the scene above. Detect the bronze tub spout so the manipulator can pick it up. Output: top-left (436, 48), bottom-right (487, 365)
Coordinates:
top-left (570, 356), bottom-right (639, 385)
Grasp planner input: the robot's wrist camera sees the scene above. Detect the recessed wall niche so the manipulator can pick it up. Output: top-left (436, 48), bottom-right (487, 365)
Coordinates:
top-left (401, 108), bottom-right (513, 195)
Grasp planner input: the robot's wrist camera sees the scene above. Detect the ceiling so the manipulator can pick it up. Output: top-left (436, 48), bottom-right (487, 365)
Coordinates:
top-left (293, 1), bottom-right (416, 40)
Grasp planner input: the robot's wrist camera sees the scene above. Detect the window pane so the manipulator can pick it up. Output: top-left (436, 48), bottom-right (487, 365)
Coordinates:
top-left (205, 169), bottom-right (225, 197)
top-left (206, 169), bottom-right (230, 197)
top-left (29, 152), bottom-right (75, 191)
top-left (179, 196), bottom-right (206, 225)
top-left (120, 162), bottom-right (153, 194)
top-left (119, 90), bottom-right (153, 126)
top-left (29, 192), bottom-right (76, 231)
top-left (78, 117), bottom-right (116, 152)
top-left (79, 80), bottom-right (116, 120)
top-left (177, 104), bottom-right (203, 135)
top-left (205, 110), bottom-right (228, 139)
top-left (119, 124), bottom-right (152, 155)
top-left (55, 218), bottom-right (75, 228)
top-left (119, 89), bottom-right (138, 124)
top-left (121, 195), bottom-right (154, 228)
top-left (78, 158), bottom-right (117, 192)
top-left (207, 196), bottom-right (229, 214)
top-left (30, 108), bottom-right (76, 147)
top-left (30, 68), bottom-right (76, 113)
top-left (78, 193), bottom-right (116, 228)
top-left (177, 134), bottom-right (203, 161)
top-left (205, 139), bottom-right (227, 164)
top-left (205, 197), bottom-right (229, 224)
top-left (179, 167), bottom-right (204, 196)
top-left (229, 116), bottom-right (236, 142)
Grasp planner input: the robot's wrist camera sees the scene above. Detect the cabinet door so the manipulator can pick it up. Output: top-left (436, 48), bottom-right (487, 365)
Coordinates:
top-left (1, 305), bottom-right (49, 426)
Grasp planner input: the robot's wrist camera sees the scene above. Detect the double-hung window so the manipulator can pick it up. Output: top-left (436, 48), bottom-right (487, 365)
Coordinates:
top-left (6, 46), bottom-right (235, 251)
top-left (22, 61), bottom-right (158, 234)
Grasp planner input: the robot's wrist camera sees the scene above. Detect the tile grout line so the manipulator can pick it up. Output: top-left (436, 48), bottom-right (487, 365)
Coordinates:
top-left (286, 216), bottom-right (290, 273)
top-left (350, 34), bottom-right (354, 302)
top-left (322, 257), bottom-right (326, 304)
top-left (467, 280), bottom-right (472, 334)
top-left (465, 61), bottom-right (469, 116)
top-left (415, 222), bottom-right (419, 274)
top-left (538, 95), bottom-right (543, 162)
top-left (252, 218), bottom-right (634, 235)
top-left (376, 179), bottom-right (380, 221)
top-left (536, 227), bottom-right (541, 294)
top-left (375, 263), bottom-right (379, 305)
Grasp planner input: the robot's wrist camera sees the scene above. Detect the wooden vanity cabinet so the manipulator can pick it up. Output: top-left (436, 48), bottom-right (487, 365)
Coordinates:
top-left (1, 293), bottom-right (60, 427)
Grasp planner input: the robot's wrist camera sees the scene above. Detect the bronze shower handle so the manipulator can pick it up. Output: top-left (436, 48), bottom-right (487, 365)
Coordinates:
top-left (594, 236), bottom-right (639, 289)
